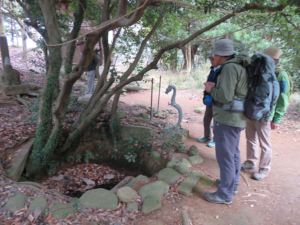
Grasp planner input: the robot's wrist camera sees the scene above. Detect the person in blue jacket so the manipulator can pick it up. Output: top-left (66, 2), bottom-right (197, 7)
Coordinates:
top-left (198, 54), bottom-right (220, 148)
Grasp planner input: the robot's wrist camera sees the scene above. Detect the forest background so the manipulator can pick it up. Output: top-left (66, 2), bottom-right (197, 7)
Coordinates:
top-left (0, 0), bottom-right (299, 177)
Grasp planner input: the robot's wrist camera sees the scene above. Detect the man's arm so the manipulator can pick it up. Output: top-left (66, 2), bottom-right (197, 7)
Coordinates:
top-left (270, 71), bottom-right (290, 126)
top-left (210, 65), bottom-right (238, 104)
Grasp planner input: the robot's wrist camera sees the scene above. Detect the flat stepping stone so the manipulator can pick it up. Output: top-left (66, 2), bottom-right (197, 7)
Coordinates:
top-left (50, 203), bottom-right (74, 219)
top-left (179, 158), bottom-right (192, 168)
top-left (187, 155), bottom-right (203, 165)
top-left (170, 153), bottom-right (184, 162)
top-left (158, 168), bottom-right (181, 185)
top-left (29, 197), bottom-right (48, 213)
top-left (79, 188), bottom-right (118, 210)
top-left (127, 202), bottom-right (139, 212)
top-left (117, 187), bottom-right (137, 203)
top-left (175, 162), bottom-right (190, 175)
top-left (181, 210), bottom-right (192, 225)
top-left (194, 106), bottom-right (206, 114)
top-left (111, 176), bottom-right (134, 194)
top-left (5, 138), bottom-right (35, 181)
top-left (139, 181), bottom-right (169, 198)
top-left (142, 197), bottom-right (162, 214)
top-left (177, 171), bottom-right (204, 196)
top-left (5, 195), bottom-right (28, 213)
top-left (166, 161), bottom-right (176, 169)
top-left (125, 175), bottom-right (149, 188)
top-left (188, 145), bottom-right (199, 156)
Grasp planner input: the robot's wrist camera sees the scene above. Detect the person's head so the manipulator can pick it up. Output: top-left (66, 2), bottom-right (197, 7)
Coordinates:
top-left (263, 46), bottom-right (281, 65)
top-left (211, 39), bottom-right (235, 66)
top-left (208, 53), bottom-right (216, 67)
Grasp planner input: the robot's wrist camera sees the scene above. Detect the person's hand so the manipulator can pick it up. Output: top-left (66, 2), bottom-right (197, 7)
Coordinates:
top-left (205, 82), bottom-right (215, 93)
top-left (271, 122), bottom-right (280, 130)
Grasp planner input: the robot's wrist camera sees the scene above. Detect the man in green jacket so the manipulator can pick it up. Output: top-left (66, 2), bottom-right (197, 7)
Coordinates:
top-left (204, 39), bottom-right (251, 205)
top-left (242, 46), bottom-right (290, 180)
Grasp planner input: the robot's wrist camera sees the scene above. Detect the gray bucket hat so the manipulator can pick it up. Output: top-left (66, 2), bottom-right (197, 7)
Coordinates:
top-left (211, 39), bottom-right (235, 56)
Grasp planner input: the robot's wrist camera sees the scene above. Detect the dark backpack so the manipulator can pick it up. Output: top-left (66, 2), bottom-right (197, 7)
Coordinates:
top-left (244, 53), bottom-right (280, 122)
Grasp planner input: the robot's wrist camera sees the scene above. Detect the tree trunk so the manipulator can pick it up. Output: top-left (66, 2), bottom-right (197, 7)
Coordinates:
top-left (169, 49), bottom-right (177, 72)
top-left (28, 0), bottom-right (63, 175)
top-left (15, 22), bottom-right (19, 46)
top-left (186, 42), bottom-right (192, 74)
top-left (21, 25), bottom-right (27, 58)
top-left (0, 11), bottom-right (20, 86)
top-left (64, 0), bottom-right (87, 75)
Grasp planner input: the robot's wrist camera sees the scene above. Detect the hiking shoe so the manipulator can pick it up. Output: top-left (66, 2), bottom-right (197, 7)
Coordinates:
top-left (253, 168), bottom-right (269, 181)
top-left (215, 178), bottom-right (238, 195)
top-left (204, 192), bottom-right (232, 205)
top-left (241, 160), bottom-right (256, 171)
top-left (197, 137), bottom-right (211, 143)
top-left (207, 141), bottom-right (215, 148)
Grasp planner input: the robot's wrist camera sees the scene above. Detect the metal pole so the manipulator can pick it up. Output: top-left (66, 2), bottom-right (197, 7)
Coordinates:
top-left (150, 78), bottom-right (153, 121)
top-left (157, 76), bottom-right (161, 113)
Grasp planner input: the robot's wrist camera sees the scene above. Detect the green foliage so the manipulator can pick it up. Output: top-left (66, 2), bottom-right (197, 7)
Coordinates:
top-left (23, 97), bottom-right (40, 123)
top-left (160, 129), bottom-right (186, 153)
top-left (111, 137), bottom-right (152, 163)
top-left (107, 118), bottom-right (152, 163)
top-left (46, 160), bottom-right (61, 176)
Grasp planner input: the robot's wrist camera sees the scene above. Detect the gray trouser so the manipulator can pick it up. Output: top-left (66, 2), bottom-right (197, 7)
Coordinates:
top-left (85, 70), bottom-right (95, 94)
top-left (203, 105), bottom-right (214, 141)
top-left (246, 119), bottom-right (272, 171)
top-left (214, 121), bottom-right (243, 202)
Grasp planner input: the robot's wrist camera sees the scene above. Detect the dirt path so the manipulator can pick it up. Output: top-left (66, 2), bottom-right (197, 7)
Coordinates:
top-left (120, 89), bottom-right (300, 225)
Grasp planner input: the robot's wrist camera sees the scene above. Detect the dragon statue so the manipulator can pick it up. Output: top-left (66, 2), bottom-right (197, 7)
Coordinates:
top-left (165, 85), bottom-right (182, 130)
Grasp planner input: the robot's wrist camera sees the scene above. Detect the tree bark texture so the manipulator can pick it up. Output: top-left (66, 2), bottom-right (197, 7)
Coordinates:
top-left (0, 11), bottom-right (20, 86)
top-left (29, 0), bottom-right (63, 175)
top-left (65, 0), bottom-right (87, 75)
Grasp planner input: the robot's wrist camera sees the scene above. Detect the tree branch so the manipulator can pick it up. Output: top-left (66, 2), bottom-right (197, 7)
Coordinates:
top-left (282, 13), bottom-right (300, 30)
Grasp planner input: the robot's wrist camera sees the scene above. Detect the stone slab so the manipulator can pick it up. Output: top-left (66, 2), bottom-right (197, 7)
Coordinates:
top-left (125, 175), bottom-right (149, 189)
top-left (29, 197), bottom-right (48, 213)
top-left (170, 153), bottom-right (184, 162)
top-left (138, 113), bottom-right (149, 119)
top-left (187, 155), bottom-right (203, 165)
top-left (79, 188), bottom-right (118, 210)
top-left (162, 129), bottom-right (189, 142)
top-left (139, 181), bottom-right (169, 199)
top-left (177, 171), bottom-right (204, 196)
top-left (5, 195), bottom-right (28, 213)
top-left (50, 203), bottom-right (74, 219)
top-left (158, 168), bottom-right (181, 185)
top-left (111, 176), bottom-right (134, 194)
top-left (166, 161), bottom-right (176, 169)
top-left (5, 138), bottom-right (35, 181)
top-left (175, 162), bottom-right (190, 175)
top-left (121, 125), bottom-right (155, 140)
top-left (194, 106), bottom-right (206, 114)
top-left (179, 158), bottom-right (192, 168)
top-left (142, 197), bottom-right (162, 214)
top-left (77, 94), bottom-right (92, 105)
top-left (127, 202), bottom-right (139, 212)
top-left (117, 187), bottom-right (137, 203)
top-left (133, 117), bottom-right (159, 126)
top-left (188, 145), bottom-right (199, 156)
top-left (181, 210), bottom-right (191, 225)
